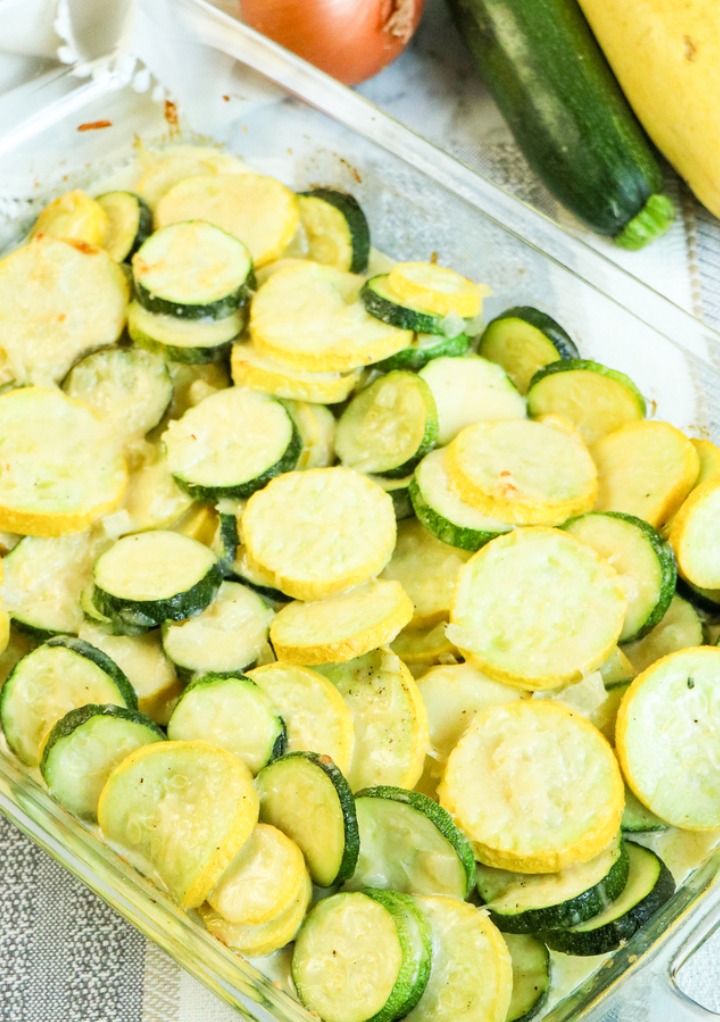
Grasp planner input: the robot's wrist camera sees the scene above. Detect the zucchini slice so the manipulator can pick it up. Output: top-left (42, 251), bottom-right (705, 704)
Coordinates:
top-left (247, 662), bottom-right (355, 775)
top-left (98, 739), bottom-right (259, 908)
top-left (527, 359), bottom-right (646, 444)
top-left (242, 467), bottom-right (397, 601)
top-left (206, 823), bottom-right (306, 925)
top-left (3, 531), bottom-right (97, 638)
top-left (503, 934), bottom-right (551, 1022)
top-left (63, 347), bottom-right (173, 443)
top-left (231, 342), bottom-right (361, 404)
top-left (256, 751), bottom-right (359, 887)
top-left (478, 307), bottom-right (579, 395)
top-left (592, 420), bottom-right (699, 528)
top-left (0, 386), bottom-right (127, 537)
top-left (347, 786), bottom-right (476, 898)
top-left (438, 700), bottom-right (625, 873)
top-left (419, 355), bottom-right (526, 447)
top-left (269, 578), bottom-right (413, 665)
top-left (201, 870), bottom-right (312, 957)
top-left (167, 673), bottom-right (284, 774)
top-left (155, 172), bottom-right (299, 267)
top-left (564, 511), bottom-right (677, 642)
top-left (32, 189), bottom-right (109, 246)
top-left (375, 331), bottom-right (471, 373)
top-left (538, 843), bottom-right (675, 955)
top-left (670, 479), bottom-right (720, 589)
top-left (250, 262), bottom-right (413, 372)
top-left (617, 646), bottom-right (720, 829)
top-left (446, 418), bottom-right (596, 527)
top-left (387, 262), bottom-right (485, 319)
top-left (78, 621), bottom-right (181, 726)
top-left (163, 386), bottom-right (300, 500)
top-left (162, 581), bottom-right (274, 679)
top-left (92, 530), bottom-right (221, 628)
top-left (0, 636), bottom-right (137, 766)
top-left (40, 703), bottom-right (165, 820)
top-left (132, 221), bottom-right (253, 320)
top-left (292, 889), bottom-right (432, 1022)
top-left (335, 371), bottom-right (438, 477)
top-left (284, 400), bottom-right (336, 470)
top-left (127, 301), bottom-right (244, 364)
top-left (0, 234), bottom-right (129, 388)
top-left (96, 191), bottom-right (152, 262)
top-left (404, 896), bottom-right (513, 1022)
top-left (361, 274), bottom-right (465, 336)
top-left (371, 473), bottom-right (415, 520)
top-left (297, 188), bottom-right (370, 274)
top-left (448, 528), bottom-right (627, 690)
top-left (318, 649), bottom-right (429, 792)
top-left (622, 787), bottom-right (668, 834)
top-left (410, 448), bottom-right (513, 551)
top-left (622, 593), bottom-right (702, 675)
top-left (476, 836), bottom-right (629, 932)
top-left (380, 519), bottom-right (470, 628)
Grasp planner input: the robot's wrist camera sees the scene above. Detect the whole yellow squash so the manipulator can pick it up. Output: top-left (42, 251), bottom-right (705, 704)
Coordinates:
top-left (577, 0), bottom-right (720, 217)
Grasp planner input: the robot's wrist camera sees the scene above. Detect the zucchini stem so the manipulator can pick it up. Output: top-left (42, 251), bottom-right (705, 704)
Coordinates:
top-left (614, 194), bottom-right (675, 251)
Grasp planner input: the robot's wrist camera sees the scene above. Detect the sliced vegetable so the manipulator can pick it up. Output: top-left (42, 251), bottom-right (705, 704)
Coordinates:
top-left (132, 221), bottom-right (253, 320)
top-left (167, 673), bottom-right (284, 774)
top-left (0, 386), bottom-right (127, 537)
top-left (361, 273), bottom-right (454, 335)
top-left (40, 704), bottom-right (165, 821)
top-left (622, 593), bottom-right (702, 675)
top-left (335, 370), bottom-right (438, 477)
top-left (256, 751), bottom-right (359, 887)
top-left (292, 889), bottom-right (432, 1022)
top-left (622, 787), bottom-right (668, 834)
top-left (445, 418), bottom-right (596, 526)
top-left (448, 528), bottom-right (626, 690)
top-left (270, 578), bottom-right (413, 665)
top-left (478, 306), bottom-right (578, 394)
top-left (438, 700), bottom-right (624, 872)
top-left (96, 191), bottom-right (152, 262)
top-left (231, 342), bottom-right (360, 404)
top-left (503, 933), bottom-right (551, 1022)
top-left (669, 480), bottom-right (720, 589)
top-left (97, 740), bottom-right (259, 908)
top-left (297, 189), bottom-right (370, 273)
top-left (32, 189), bottom-right (108, 246)
top-left (127, 301), bottom-right (243, 363)
top-left (527, 359), bottom-right (646, 444)
top-left (347, 786), bottom-right (476, 898)
top-left (538, 843), bottom-right (675, 955)
top-left (375, 332), bottom-right (471, 373)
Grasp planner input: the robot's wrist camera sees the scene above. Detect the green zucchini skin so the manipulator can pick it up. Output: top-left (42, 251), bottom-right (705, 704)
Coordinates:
top-left (446, 0), bottom-right (674, 245)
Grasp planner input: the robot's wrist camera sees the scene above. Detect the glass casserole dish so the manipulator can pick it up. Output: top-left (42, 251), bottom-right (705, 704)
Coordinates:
top-left (1, 0), bottom-right (720, 1018)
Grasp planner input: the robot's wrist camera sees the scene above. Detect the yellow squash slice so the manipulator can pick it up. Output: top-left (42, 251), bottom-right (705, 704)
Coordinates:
top-left (0, 234), bottom-right (129, 387)
top-left (231, 342), bottom-right (361, 404)
top-left (134, 144), bottom-right (250, 209)
top-left (616, 647), bottom-right (720, 830)
top-left (390, 620), bottom-right (459, 667)
top-left (32, 189), bottom-right (109, 247)
top-left (0, 388), bottom-right (127, 536)
top-left (446, 419), bottom-right (597, 526)
top-left (447, 528), bottom-right (627, 691)
top-left (207, 823), bottom-right (306, 926)
top-left (269, 579), bottom-right (413, 665)
top-left (381, 519), bottom-right (470, 629)
top-left (438, 700), bottom-right (624, 872)
top-left (247, 662), bottom-right (355, 774)
top-left (97, 740), bottom-right (259, 909)
top-left (387, 262), bottom-right (487, 318)
top-left (201, 869), bottom-right (312, 957)
top-left (155, 173), bottom-right (299, 267)
top-left (592, 420), bottom-right (699, 528)
top-left (242, 467), bottom-right (396, 600)
top-left (319, 648), bottom-right (429, 792)
top-left (250, 262), bottom-right (413, 371)
top-left (405, 897), bottom-right (512, 1022)
top-left (669, 479), bottom-right (720, 588)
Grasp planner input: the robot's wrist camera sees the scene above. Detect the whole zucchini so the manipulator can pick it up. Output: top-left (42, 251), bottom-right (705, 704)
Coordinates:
top-left (576, 0), bottom-right (720, 219)
top-left (446, 0), bottom-right (675, 249)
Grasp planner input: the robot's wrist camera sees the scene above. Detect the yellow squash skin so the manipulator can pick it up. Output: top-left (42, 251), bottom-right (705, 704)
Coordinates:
top-left (577, 0), bottom-right (720, 216)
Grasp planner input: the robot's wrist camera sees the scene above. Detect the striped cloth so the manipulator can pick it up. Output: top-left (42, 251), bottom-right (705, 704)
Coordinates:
top-left (3, 1), bottom-right (720, 1020)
